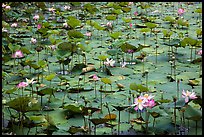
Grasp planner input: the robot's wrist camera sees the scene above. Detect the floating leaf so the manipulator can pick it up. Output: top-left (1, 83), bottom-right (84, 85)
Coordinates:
top-left (6, 97), bottom-right (41, 113)
top-left (110, 31), bottom-right (122, 39)
top-left (101, 77), bottom-right (112, 85)
top-left (184, 105), bottom-right (202, 121)
top-left (67, 17), bottom-right (81, 29)
top-left (104, 113), bottom-right (117, 120)
top-left (45, 73), bottom-right (56, 81)
top-left (29, 115), bottom-right (47, 124)
top-left (188, 79), bottom-right (200, 86)
top-left (98, 55), bottom-right (108, 61)
top-left (106, 15), bottom-right (117, 20)
top-left (111, 105), bottom-right (129, 111)
top-left (130, 116), bottom-right (146, 124)
top-left (68, 126), bottom-right (87, 135)
top-left (89, 118), bottom-right (110, 126)
top-left (68, 30), bottom-right (84, 39)
top-left (63, 104), bottom-right (82, 114)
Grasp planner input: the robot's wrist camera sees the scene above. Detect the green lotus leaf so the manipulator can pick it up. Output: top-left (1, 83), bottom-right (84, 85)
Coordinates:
top-left (184, 105), bottom-right (202, 121)
top-left (67, 17), bottom-right (81, 29)
top-left (122, 17), bottom-right (132, 23)
top-left (110, 31), bottom-right (122, 39)
top-left (140, 28), bottom-right (151, 33)
top-left (89, 118), bottom-right (110, 126)
top-left (68, 126), bottom-right (87, 135)
top-left (68, 30), bottom-right (84, 39)
top-left (101, 77), bottom-right (112, 85)
top-left (4, 87), bottom-right (18, 94)
top-left (122, 7), bottom-right (131, 13)
top-left (194, 8), bottom-right (202, 13)
top-left (45, 73), bottom-right (56, 81)
top-left (106, 15), bottom-right (117, 20)
top-left (163, 16), bottom-right (175, 23)
top-left (29, 115), bottom-right (47, 124)
top-left (6, 96), bottom-right (41, 113)
top-left (98, 55), bottom-right (108, 61)
top-left (63, 104), bottom-right (82, 114)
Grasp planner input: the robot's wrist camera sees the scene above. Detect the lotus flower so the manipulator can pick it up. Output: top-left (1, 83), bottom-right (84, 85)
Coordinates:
top-left (104, 58), bottom-right (115, 67)
top-left (120, 62), bottom-right (127, 68)
top-left (30, 38), bottom-right (37, 44)
top-left (140, 93), bottom-right (154, 103)
top-left (85, 32), bottom-right (92, 37)
top-left (2, 3), bottom-right (7, 8)
top-left (93, 74), bottom-right (99, 81)
top-left (48, 7), bottom-right (56, 13)
top-left (63, 22), bottom-right (68, 28)
top-left (12, 50), bottom-right (24, 58)
top-left (133, 96), bottom-right (147, 111)
top-left (11, 23), bottom-right (17, 28)
top-left (128, 2), bottom-right (134, 6)
top-left (48, 45), bottom-right (57, 51)
top-left (178, 8), bottom-right (185, 16)
top-left (182, 90), bottom-right (197, 103)
top-left (17, 82), bottom-right (28, 88)
top-left (2, 27), bottom-right (8, 32)
top-left (5, 5), bottom-right (11, 10)
top-left (33, 14), bottom-right (39, 20)
top-left (106, 22), bottom-right (112, 28)
top-left (134, 11), bottom-right (138, 16)
top-left (26, 78), bottom-right (37, 85)
top-left (197, 49), bottom-right (202, 56)
top-left (37, 24), bottom-right (42, 29)
top-left (127, 49), bottom-right (134, 54)
top-left (129, 23), bottom-right (133, 28)
top-left (64, 5), bottom-right (71, 10)
top-left (145, 99), bottom-right (156, 108)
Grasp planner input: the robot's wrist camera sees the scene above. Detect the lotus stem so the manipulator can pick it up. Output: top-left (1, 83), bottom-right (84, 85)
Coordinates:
top-left (118, 110), bottom-right (121, 135)
top-left (153, 118), bottom-right (156, 128)
top-left (177, 80), bottom-right (180, 99)
top-left (174, 98), bottom-right (177, 135)
top-left (94, 81), bottom-right (97, 98)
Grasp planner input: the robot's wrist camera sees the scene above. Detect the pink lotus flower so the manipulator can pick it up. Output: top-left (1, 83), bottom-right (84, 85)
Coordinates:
top-left (33, 14), bottom-right (39, 20)
top-left (5, 5), bottom-right (11, 10)
top-left (30, 38), bottom-right (37, 44)
top-left (127, 49), bottom-right (134, 53)
top-left (140, 93), bottom-right (154, 103)
top-left (26, 78), bottom-right (37, 85)
top-left (2, 3), bottom-right (7, 8)
top-left (93, 74), bottom-right (99, 81)
top-left (134, 12), bottom-right (138, 16)
top-left (85, 32), bottom-right (92, 37)
top-left (128, 2), bottom-right (134, 6)
top-left (2, 27), bottom-right (8, 32)
top-left (48, 7), bottom-right (56, 13)
top-left (120, 62), bottom-right (127, 68)
top-left (129, 23), bottom-right (133, 28)
top-left (48, 45), bottom-right (57, 51)
top-left (37, 24), bottom-right (42, 29)
top-left (64, 5), bottom-right (71, 10)
top-left (104, 58), bottom-right (115, 67)
top-left (145, 99), bottom-right (156, 108)
top-left (106, 22), bottom-right (112, 28)
top-left (12, 50), bottom-right (24, 58)
top-left (17, 82), bottom-right (28, 88)
top-left (133, 96), bottom-right (147, 111)
top-left (182, 90), bottom-right (197, 103)
top-left (197, 49), bottom-right (202, 56)
top-left (178, 8), bottom-right (185, 16)
top-left (11, 23), bottom-right (17, 28)
top-left (63, 22), bottom-right (68, 28)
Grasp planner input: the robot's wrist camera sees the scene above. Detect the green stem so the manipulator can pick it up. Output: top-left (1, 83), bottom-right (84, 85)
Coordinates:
top-left (118, 110), bottom-right (120, 135)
